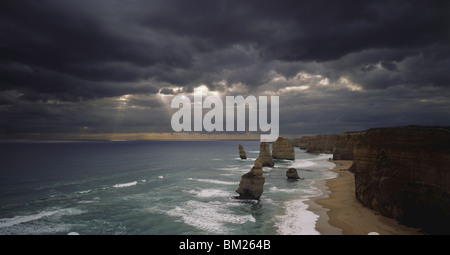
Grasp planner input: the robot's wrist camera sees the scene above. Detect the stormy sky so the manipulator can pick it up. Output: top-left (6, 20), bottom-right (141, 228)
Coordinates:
top-left (1, 0), bottom-right (449, 139)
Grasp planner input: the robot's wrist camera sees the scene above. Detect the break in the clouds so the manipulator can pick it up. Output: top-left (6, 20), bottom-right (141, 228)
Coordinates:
top-left (0, 0), bottom-right (449, 137)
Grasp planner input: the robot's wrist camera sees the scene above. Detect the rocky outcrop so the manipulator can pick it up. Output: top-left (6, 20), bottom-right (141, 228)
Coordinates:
top-left (272, 137), bottom-right (295, 160)
top-left (258, 142), bottom-right (274, 167)
top-left (238, 144), bottom-right (247, 159)
top-left (353, 126), bottom-right (450, 234)
top-left (235, 159), bottom-right (265, 200)
top-left (286, 168), bottom-right (302, 180)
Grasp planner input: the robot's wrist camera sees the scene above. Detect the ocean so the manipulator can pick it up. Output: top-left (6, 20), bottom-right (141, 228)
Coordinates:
top-left (0, 140), bottom-right (336, 235)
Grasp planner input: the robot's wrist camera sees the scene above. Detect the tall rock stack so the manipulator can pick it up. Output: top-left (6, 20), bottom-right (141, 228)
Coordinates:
top-left (238, 144), bottom-right (247, 159)
top-left (272, 137), bottom-right (295, 160)
top-left (258, 142), bottom-right (274, 167)
top-left (235, 159), bottom-right (265, 200)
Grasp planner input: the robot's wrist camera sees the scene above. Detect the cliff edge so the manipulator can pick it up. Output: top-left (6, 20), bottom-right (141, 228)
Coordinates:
top-left (353, 126), bottom-right (450, 234)
top-left (290, 132), bottom-right (361, 160)
top-left (294, 126), bottom-right (450, 234)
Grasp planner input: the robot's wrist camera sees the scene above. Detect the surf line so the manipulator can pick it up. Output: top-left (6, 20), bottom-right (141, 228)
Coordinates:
top-left (170, 87), bottom-right (279, 142)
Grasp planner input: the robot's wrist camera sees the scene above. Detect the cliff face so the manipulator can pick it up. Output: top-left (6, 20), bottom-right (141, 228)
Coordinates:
top-left (290, 136), bottom-right (311, 149)
top-left (306, 134), bottom-right (338, 154)
top-left (353, 126), bottom-right (450, 234)
top-left (293, 126), bottom-right (450, 233)
top-left (332, 132), bottom-right (363, 160)
top-left (291, 134), bottom-right (338, 153)
top-left (291, 133), bottom-right (359, 159)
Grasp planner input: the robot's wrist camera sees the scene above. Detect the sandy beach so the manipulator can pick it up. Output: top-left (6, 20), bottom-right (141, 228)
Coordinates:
top-left (313, 160), bottom-right (422, 235)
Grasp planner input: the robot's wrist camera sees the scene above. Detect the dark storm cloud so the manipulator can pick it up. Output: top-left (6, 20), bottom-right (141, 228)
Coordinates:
top-left (0, 0), bottom-right (449, 136)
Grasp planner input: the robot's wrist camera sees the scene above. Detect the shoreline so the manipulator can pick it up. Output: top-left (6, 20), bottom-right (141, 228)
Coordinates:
top-left (309, 160), bottom-right (422, 235)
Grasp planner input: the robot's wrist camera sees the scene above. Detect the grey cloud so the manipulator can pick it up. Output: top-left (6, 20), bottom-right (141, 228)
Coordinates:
top-left (0, 0), bottom-right (449, 136)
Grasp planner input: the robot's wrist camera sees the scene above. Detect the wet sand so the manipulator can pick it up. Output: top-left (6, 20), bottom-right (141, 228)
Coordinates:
top-left (312, 160), bottom-right (421, 235)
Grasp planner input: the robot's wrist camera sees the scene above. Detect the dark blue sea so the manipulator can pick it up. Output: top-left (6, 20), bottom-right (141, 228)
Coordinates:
top-left (0, 140), bottom-right (336, 235)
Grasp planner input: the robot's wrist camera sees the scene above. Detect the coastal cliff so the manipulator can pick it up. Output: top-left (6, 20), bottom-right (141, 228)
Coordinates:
top-left (294, 126), bottom-right (450, 234)
top-left (291, 132), bottom-right (361, 160)
top-left (333, 132), bottom-right (362, 160)
top-left (291, 134), bottom-right (337, 154)
top-left (353, 126), bottom-right (450, 234)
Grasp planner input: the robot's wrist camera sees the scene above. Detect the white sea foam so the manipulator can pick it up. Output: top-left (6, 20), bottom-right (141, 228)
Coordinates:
top-left (76, 200), bottom-right (96, 204)
top-left (268, 187), bottom-right (321, 196)
top-left (234, 157), bottom-right (258, 161)
top-left (187, 188), bottom-right (232, 198)
top-left (218, 166), bottom-right (248, 174)
top-left (167, 200), bottom-right (255, 234)
top-left (269, 187), bottom-right (300, 194)
top-left (277, 159), bottom-right (294, 162)
top-left (0, 208), bottom-right (85, 229)
top-left (290, 159), bottom-right (317, 169)
top-left (219, 173), bottom-right (235, 176)
top-left (113, 181), bottom-right (137, 188)
top-left (76, 190), bottom-right (91, 194)
top-left (218, 166), bottom-right (240, 171)
top-left (1, 222), bottom-right (73, 235)
top-left (322, 169), bottom-right (338, 180)
top-left (189, 178), bottom-right (239, 185)
top-left (275, 199), bottom-right (320, 235)
top-left (0, 210), bottom-right (60, 228)
top-left (312, 153), bottom-right (333, 160)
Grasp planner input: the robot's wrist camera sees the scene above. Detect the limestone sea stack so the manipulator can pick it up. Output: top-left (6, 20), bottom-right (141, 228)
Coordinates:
top-left (272, 137), bottom-right (295, 160)
top-left (258, 142), bottom-right (274, 167)
top-left (286, 168), bottom-right (301, 180)
top-left (235, 159), bottom-right (265, 200)
top-left (238, 144), bottom-right (247, 159)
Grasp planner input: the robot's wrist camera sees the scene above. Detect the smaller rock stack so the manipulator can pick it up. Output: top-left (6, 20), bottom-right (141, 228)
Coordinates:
top-left (286, 168), bottom-right (303, 180)
top-left (238, 144), bottom-right (247, 159)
